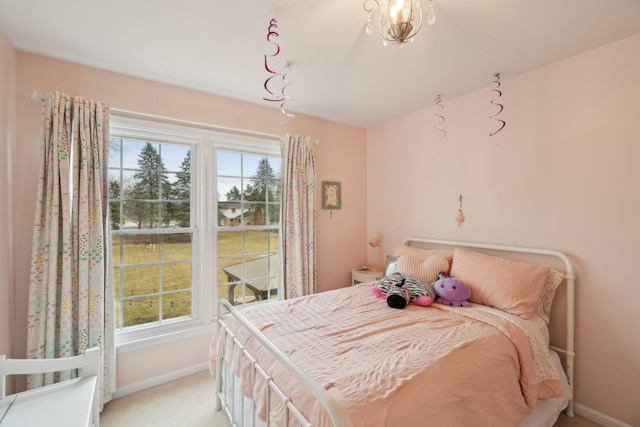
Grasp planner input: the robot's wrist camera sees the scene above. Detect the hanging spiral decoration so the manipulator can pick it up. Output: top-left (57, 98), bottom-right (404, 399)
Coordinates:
top-left (263, 19), bottom-right (284, 102)
top-left (280, 63), bottom-right (295, 120)
top-left (489, 73), bottom-right (506, 136)
top-left (262, 18), bottom-right (295, 119)
top-left (434, 94), bottom-right (447, 141)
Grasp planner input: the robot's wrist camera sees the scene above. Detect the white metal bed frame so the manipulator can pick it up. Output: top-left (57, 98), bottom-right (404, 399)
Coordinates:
top-left (215, 238), bottom-right (575, 426)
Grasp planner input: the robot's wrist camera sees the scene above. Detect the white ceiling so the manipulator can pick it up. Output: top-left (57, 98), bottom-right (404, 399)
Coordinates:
top-left (1, 0), bottom-right (640, 128)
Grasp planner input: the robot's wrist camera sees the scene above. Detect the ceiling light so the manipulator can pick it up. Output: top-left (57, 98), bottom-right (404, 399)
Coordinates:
top-left (364, 0), bottom-right (435, 46)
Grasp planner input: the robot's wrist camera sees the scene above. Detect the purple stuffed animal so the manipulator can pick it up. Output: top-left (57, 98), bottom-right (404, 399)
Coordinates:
top-left (433, 277), bottom-right (471, 307)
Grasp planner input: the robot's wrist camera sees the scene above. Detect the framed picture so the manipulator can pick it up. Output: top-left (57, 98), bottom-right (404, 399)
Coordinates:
top-left (321, 181), bottom-right (341, 209)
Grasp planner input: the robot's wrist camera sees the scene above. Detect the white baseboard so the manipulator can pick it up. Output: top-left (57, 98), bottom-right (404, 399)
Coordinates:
top-left (575, 403), bottom-right (635, 427)
top-left (112, 361), bottom-right (210, 399)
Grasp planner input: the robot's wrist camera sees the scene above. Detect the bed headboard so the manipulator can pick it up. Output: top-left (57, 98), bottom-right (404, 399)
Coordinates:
top-left (403, 237), bottom-right (575, 416)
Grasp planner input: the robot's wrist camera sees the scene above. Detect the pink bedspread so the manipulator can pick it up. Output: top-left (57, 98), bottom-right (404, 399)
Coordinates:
top-left (212, 284), bottom-right (563, 427)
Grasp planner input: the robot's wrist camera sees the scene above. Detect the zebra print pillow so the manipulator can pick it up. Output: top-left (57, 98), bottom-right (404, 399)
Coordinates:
top-left (375, 272), bottom-right (436, 301)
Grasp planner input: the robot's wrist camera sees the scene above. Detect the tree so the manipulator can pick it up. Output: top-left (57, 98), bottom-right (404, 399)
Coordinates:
top-left (130, 143), bottom-right (170, 228)
top-left (244, 158), bottom-right (280, 225)
top-left (225, 186), bottom-right (241, 201)
top-left (169, 150), bottom-right (191, 227)
top-left (108, 179), bottom-right (121, 230)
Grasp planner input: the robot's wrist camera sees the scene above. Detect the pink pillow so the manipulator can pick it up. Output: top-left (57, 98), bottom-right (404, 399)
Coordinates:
top-left (394, 244), bottom-right (453, 263)
top-left (449, 248), bottom-right (549, 319)
top-left (397, 254), bottom-right (449, 283)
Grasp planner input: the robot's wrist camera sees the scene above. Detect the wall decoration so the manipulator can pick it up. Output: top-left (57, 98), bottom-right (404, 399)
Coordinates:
top-left (322, 181), bottom-right (342, 210)
top-left (263, 18), bottom-right (295, 119)
top-left (433, 94), bottom-right (447, 141)
top-left (456, 194), bottom-right (465, 227)
top-left (489, 73), bottom-right (506, 136)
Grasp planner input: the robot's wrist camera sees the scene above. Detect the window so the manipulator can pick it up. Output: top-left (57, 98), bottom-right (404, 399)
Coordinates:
top-left (109, 116), bottom-right (280, 345)
top-left (216, 151), bottom-right (281, 306)
top-left (109, 136), bottom-right (196, 334)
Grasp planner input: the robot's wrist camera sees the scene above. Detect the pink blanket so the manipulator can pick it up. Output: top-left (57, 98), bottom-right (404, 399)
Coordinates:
top-left (212, 284), bottom-right (563, 427)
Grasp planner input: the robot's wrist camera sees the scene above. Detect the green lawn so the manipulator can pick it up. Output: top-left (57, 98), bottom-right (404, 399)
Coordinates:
top-left (113, 230), bottom-right (278, 328)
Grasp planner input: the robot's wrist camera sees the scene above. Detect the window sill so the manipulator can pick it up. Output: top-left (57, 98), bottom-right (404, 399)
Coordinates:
top-left (115, 322), bottom-right (215, 354)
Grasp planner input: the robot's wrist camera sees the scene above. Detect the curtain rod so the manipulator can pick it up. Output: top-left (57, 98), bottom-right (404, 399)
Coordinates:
top-left (30, 90), bottom-right (320, 144)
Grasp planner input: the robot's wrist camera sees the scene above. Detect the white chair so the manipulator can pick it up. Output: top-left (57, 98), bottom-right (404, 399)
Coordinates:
top-left (0, 347), bottom-right (100, 427)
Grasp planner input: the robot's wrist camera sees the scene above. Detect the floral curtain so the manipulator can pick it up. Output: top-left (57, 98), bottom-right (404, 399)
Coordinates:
top-left (26, 92), bottom-right (115, 407)
top-left (280, 134), bottom-right (316, 298)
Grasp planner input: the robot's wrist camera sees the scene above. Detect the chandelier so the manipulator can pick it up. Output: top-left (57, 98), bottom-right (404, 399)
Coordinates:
top-left (364, 0), bottom-right (435, 46)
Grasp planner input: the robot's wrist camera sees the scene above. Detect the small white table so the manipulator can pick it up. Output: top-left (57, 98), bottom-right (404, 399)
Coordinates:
top-left (351, 267), bottom-right (383, 285)
top-left (0, 376), bottom-right (97, 426)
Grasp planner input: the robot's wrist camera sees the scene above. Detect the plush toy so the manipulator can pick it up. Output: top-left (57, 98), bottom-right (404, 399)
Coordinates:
top-left (372, 272), bottom-right (436, 309)
top-left (433, 275), bottom-right (471, 307)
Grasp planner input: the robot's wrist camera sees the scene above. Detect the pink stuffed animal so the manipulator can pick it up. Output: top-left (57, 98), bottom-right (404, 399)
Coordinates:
top-left (433, 277), bottom-right (471, 307)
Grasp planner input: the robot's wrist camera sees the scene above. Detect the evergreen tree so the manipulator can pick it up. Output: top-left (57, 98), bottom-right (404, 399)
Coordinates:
top-left (170, 150), bottom-right (191, 227)
top-left (244, 158), bottom-right (279, 225)
top-left (225, 186), bottom-right (241, 201)
top-left (108, 179), bottom-right (121, 230)
top-left (131, 143), bottom-right (170, 228)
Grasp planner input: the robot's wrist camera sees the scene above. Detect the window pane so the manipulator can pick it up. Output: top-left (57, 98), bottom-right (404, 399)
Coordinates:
top-left (112, 236), bottom-right (122, 267)
top-left (161, 234), bottom-right (191, 261)
top-left (108, 170), bottom-right (121, 196)
top-left (243, 154), bottom-right (264, 177)
top-left (109, 201), bottom-right (121, 230)
top-left (123, 140), bottom-right (155, 169)
top-left (163, 292), bottom-right (191, 320)
top-left (123, 235), bottom-right (159, 264)
top-left (270, 178), bottom-right (281, 202)
top-left (113, 267), bottom-right (122, 297)
top-left (218, 255), bottom-right (243, 280)
top-left (108, 138), bottom-right (121, 168)
top-left (217, 151), bottom-right (242, 176)
top-left (246, 182), bottom-right (266, 202)
top-left (216, 150), bottom-right (281, 308)
top-left (166, 202), bottom-right (190, 228)
top-left (245, 230), bottom-right (278, 254)
top-left (164, 173), bottom-right (179, 199)
top-left (159, 202), bottom-right (182, 228)
top-left (162, 262), bottom-right (192, 291)
top-left (269, 156), bottom-right (281, 174)
top-left (267, 203), bottom-right (280, 225)
top-left (218, 231), bottom-right (244, 255)
top-left (218, 177), bottom-right (242, 202)
top-left (162, 145), bottom-right (191, 173)
top-left (245, 203), bottom-right (267, 226)
top-left (123, 296), bottom-right (159, 328)
top-left (123, 201), bottom-right (160, 229)
top-left (123, 265), bottom-right (159, 297)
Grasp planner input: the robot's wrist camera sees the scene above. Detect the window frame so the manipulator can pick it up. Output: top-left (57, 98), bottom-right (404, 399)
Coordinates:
top-left (109, 115), bottom-right (281, 350)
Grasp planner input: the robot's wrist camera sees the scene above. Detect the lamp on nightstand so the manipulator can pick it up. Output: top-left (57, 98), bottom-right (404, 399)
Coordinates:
top-left (368, 237), bottom-right (382, 270)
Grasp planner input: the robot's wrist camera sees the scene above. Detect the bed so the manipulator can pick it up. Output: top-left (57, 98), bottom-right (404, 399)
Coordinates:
top-left (211, 238), bottom-right (575, 427)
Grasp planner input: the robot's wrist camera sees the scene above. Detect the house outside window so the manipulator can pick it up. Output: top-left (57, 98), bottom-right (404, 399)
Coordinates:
top-left (109, 116), bottom-right (280, 346)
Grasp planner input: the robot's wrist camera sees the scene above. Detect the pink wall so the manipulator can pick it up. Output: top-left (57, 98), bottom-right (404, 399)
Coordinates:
top-left (366, 34), bottom-right (640, 426)
top-left (12, 53), bottom-right (367, 391)
top-left (0, 27), bottom-right (16, 364)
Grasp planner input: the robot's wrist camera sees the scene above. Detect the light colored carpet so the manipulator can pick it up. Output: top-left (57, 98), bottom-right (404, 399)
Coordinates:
top-left (101, 370), bottom-right (599, 427)
top-left (101, 370), bottom-right (230, 427)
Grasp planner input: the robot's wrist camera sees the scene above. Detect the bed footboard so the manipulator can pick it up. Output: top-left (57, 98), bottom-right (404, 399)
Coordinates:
top-left (215, 298), bottom-right (347, 427)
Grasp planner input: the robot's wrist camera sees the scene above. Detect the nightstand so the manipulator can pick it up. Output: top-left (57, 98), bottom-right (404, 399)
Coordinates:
top-left (351, 267), bottom-right (383, 285)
